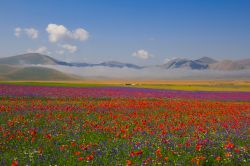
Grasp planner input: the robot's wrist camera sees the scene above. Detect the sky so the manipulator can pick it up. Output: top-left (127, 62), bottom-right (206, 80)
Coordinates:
top-left (0, 0), bottom-right (249, 65)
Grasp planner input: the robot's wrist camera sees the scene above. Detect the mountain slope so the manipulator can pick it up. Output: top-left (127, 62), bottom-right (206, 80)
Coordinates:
top-left (209, 59), bottom-right (250, 70)
top-left (0, 53), bottom-right (59, 65)
top-left (0, 64), bottom-right (19, 74)
top-left (159, 58), bottom-right (208, 70)
top-left (0, 65), bottom-right (78, 81)
top-left (194, 57), bottom-right (217, 64)
top-left (0, 53), bottom-right (142, 69)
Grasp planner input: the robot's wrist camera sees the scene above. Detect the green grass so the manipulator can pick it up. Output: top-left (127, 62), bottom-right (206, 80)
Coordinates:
top-left (1, 81), bottom-right (250, 91)
top-left (134, 84), bottom-right (250, 92)
top-left (0, 81), bottom-right (113, 87)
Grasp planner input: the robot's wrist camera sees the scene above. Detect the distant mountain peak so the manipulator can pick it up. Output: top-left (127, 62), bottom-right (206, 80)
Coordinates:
top-left (195, 57), bottom-right (217, 64)
top-left (0, 53), bottom-right (58, 65)
top-left (161, 58), bottom-right (208, 70)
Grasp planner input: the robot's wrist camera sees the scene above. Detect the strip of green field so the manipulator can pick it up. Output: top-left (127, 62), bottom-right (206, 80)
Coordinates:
top-left (134, 84), bottom-right (250, 92)
top-left (1, 81), bottom-right (250, 92)
top-left (0, 81), bottom-right (115, 87)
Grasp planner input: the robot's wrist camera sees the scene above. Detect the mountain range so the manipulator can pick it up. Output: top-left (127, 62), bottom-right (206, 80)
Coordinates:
top-left (0, 53), bottom-right (143, 69)
top-left (0, 53), bottom-right (249, 80)
top-left (0, 53), bottom-right (250, 70)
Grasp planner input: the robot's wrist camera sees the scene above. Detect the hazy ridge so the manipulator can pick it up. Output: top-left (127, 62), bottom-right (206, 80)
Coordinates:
top-left (0, 53), bottom-right (250, 80)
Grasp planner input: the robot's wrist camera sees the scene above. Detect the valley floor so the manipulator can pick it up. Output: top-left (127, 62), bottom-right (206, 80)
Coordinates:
top-left (0, 82), bottom-right (249, 165)
top-left (1, 80), bottom-right (250, 92)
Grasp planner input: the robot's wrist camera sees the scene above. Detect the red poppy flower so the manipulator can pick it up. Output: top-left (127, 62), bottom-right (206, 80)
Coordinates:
top-left (85, 155), bottom-right (94, 161)
top-left (11, 160), bottom-right (18, 166)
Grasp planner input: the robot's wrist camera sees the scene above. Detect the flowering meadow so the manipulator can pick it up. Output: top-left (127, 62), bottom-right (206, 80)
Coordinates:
top-left (0, 84), bottom-right (249, 165)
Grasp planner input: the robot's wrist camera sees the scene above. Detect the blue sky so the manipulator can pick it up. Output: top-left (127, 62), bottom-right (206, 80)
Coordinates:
top-left (0, 0), bottom-right (249, 64)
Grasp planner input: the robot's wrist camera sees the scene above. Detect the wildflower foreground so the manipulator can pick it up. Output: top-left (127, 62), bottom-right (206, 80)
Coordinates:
top-left (0, 85), bottom-right (249, 165)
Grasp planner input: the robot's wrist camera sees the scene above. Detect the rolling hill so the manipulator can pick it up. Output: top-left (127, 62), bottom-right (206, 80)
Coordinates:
top-left (0, 53), bottom-right (59, 65)
top-left (0, 64), bottom-right (78, 81)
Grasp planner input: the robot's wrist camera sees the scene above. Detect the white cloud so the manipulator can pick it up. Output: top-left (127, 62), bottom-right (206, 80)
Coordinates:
top-left (46, 23), bottom-right (89, 43)
top-left (72, 28), bottom-right (89, 41)
top-left (14, 27), bottom-right (22, 37)
top-left (27, 46), bottom-right (50, 54)
top-left (14, 27), bottom-right (38, 39)
top-left (24, 28), bottom-right (38, 39)
top-left (46, 24), bottom-right (68, 43)
top-left (59, 44), bottom-right (78, 53)
top-left (132, 49), bottom-right (152, 60)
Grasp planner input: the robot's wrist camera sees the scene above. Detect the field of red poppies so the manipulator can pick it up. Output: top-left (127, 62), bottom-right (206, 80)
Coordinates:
top-left (0, 84), bottom-right (249, 165)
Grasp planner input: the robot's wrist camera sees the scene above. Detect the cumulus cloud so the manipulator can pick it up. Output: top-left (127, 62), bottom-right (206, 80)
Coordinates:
top-left (72, 28), bottom-right (89, 41)
top-left (46, 23), bottom-right (89, 43)
top-left (46, 24), bottom-right (67, 43)
top-left (27, 46), bottom-right (50, 54)
top-left (14, 27), bottom-right (38, 39)
top-left (132, 49), bottom-right (152, 60)
top-left (59, 44), bottom-right (78, 53)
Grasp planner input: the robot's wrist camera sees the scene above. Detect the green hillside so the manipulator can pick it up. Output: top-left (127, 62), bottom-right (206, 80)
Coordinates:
top-left (0, 65), bottom-right (78, 81)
